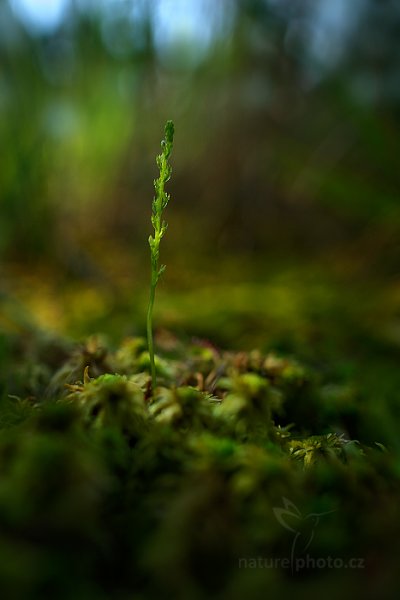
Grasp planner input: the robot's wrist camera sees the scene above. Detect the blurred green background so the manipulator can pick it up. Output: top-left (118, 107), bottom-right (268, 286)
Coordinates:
top-left (1, 0), bottom-right (400, 444)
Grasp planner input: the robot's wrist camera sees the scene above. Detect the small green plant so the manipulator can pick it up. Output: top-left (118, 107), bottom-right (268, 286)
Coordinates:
top-left (147, 120), bottom-right (174, 391)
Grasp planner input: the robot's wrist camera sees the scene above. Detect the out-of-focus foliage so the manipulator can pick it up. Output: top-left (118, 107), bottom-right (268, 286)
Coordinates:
top-left (1, 0), bottom-right (399, 269)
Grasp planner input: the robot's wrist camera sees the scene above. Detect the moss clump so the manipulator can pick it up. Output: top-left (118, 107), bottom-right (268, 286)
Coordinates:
top-left (66, 372), bottom-right (147, 440)
top-left (0, 333), bottom-right (399, 598)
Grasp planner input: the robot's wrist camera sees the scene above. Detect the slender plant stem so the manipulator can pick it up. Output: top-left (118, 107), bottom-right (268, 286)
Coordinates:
top-left (147, 120), bottom-right (174, 394)
top-left (147, 278), bottom-right (157, 389)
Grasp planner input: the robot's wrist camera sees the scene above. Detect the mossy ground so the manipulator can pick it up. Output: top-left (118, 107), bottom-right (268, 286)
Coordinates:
top-left (0, 320), bottom-right (399, 599)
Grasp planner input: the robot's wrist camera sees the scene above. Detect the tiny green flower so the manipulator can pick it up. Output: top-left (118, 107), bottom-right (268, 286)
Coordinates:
top-left (147, 120), bottom-right (174, 392)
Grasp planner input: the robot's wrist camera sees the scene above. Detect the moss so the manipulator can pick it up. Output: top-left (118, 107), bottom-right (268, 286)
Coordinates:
top-left (0, 333), bottom-right (399, 598)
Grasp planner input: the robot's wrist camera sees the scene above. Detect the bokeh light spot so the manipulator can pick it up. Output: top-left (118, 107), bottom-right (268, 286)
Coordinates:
top-left (10, 0), bottom-right (69, 34)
